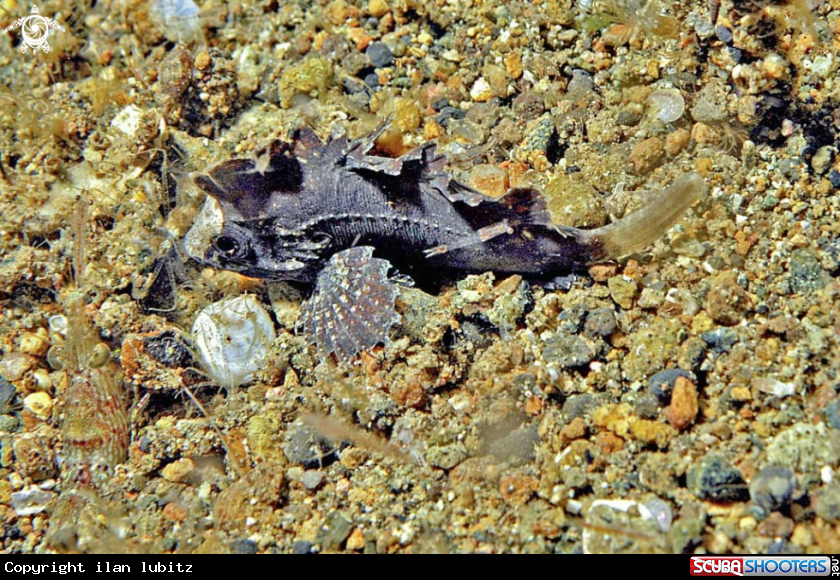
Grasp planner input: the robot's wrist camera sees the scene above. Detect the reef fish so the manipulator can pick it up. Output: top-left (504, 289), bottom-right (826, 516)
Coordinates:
top-left (185, 127), bottom-right (704, 360)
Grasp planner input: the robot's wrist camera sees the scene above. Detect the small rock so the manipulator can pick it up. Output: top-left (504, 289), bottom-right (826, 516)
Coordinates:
top-left (634, 393), bottom-right (661, 419)
top-left (283, 425), bottom-right (339, 469)
top-left (301, 470), bottom-right (325, 490)
top-left (757, 512), bottom-right (794, 538)
top-left (470, 77), bottom-right (493, 102)
top-left (562, 393), bottom-right (597, 419)
top-left (426, 442), bottom-right (468, 470)
top-left (789, 249), bottom-right (826, 294)
top-left (637, 288), bottom-right (665, 309)
top-left (608, 276), bottom-right (637, 309)
top-left (143, 330), bottom-right (193, 368)
top-left (542, 333), bottom-right (595, 368)
top-left (161, 458), bottom-right (195, 483)
top-left (499, 472), bottom-right (537, 505)
top-left (811, 146), bottom-right (834, 175)
top-left (649, 369), bottom-right (694, 404)
top-left (23, 392), bottom-right (52, 421)
top-left (368, 0), bottom-right (389, 17)
top-left (366, 42), bottom-right (394, 68)
top-left (823, 399), bottom-right (840, 430)
top-left (584, 307), bottom-right (617, 339)
top-left (544, 174), bottom-right (607, 228)
top-left (0, 415), bottom-right (18, 432)
top-left (0, 377), bottom-right (19, 414)
top-left (687, 454), bottom-right (748, 502)
top-left (346, 527), bottom-right (366, 551)
top-left (292, 540), bottom-right (314, 554)
top-left (13, 432), bottom-right (56, 481)
top-left (10, 486), bottom-right (55, 516)
top-left (631, 419), bottom-right (675, 448)
top-left (19, 330), bottom-right (49, 357)
top-left (515, 114), bottom-right (556, 169)
top-left (766, 423), bottom-right (840, 475)
top-left (814, 483), bottom-right (840, 523)
top-left (629, 137), bottom-right (665, 174)
top-left (194, 51), bottom-right (211, 71)
top-left (665, 128), bottom-right (691, 156)
top-left (666, 377), bottom-right (698, 431)
top-left (229, 539), bottom-right (258, 554)
top-left (504, 52), bottom-right (523, 80)
top-left (700, 327), bottom-right (739, 353)
top-left (318, 512), bottom-right (353, 550)
top-left (705, 272), bottom-right (751, 325)
top-left (749, 466), bottom-right (797, 512)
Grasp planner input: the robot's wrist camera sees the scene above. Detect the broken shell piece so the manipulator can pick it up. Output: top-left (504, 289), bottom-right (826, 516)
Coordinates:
top-left (192, 295), bottom-right (276, 391)
top-left (582, 499), bottom-right (661, 554)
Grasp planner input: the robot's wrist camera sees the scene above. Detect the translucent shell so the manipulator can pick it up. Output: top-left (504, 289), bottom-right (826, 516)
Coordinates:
top-left (192, 295), bottom-right (276, 390)
top-left (648, 88), bottom-right (685, 123)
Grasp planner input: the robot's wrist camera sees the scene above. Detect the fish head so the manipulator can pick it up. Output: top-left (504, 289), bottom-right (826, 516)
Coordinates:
top-left (185, 195), bottom-right (328, 282)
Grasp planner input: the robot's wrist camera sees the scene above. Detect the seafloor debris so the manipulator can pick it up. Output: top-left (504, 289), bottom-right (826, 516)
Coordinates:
top-left (192, 294), bottom-right (276, 393)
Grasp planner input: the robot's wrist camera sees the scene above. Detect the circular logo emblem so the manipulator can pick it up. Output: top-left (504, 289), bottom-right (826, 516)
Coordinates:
top-left (5, 5), bottom-right (65, 54)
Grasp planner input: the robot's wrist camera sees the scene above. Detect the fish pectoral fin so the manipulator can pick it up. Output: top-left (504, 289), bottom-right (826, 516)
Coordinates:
top-left (299, 247), bottom-right (400, 363)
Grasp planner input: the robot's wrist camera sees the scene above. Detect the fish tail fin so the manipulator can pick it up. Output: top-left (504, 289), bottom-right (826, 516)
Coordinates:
top-left (580, 172), bottom-right (705, 261)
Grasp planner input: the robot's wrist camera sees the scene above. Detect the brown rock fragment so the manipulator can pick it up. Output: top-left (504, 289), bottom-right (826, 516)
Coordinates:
top-left (629, 137), bottom-right (665, 174)
top-left (666, 376), bottom-right (699, 430)
top-left (705, 272), bottom-right (751, 325)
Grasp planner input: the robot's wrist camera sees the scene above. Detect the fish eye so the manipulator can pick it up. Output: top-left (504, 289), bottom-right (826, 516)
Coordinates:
top-left (214, 235), bottom-right (242, 256)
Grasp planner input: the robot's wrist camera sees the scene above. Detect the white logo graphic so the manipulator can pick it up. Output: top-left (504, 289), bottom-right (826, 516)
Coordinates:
top-left (5, 5), bottom-right (65, 54)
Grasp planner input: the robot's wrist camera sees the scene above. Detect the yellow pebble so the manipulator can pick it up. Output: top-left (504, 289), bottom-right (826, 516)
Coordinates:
top-left (23, 392), bottom-right (52, 421)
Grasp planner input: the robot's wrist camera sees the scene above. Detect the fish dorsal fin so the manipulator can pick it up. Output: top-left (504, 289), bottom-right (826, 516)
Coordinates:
top-left (193, 141), bottom-right (303, 221)
top-left (497, 187), bottom-right (552, 226)
top-left (291, 126), bottom-right (326, 158)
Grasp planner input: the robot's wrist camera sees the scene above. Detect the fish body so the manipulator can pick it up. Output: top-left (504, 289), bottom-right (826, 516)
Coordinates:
top-left (185, 127), bottom-right (704, 359)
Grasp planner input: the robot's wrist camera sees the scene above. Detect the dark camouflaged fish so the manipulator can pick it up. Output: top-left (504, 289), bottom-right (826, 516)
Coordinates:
top-left (185, 127), bottom-right (704, 360)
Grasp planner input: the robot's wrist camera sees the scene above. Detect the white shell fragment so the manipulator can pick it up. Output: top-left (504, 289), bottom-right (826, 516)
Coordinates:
top-left (192, 295), bottom-right (276, 390)
top-left (648, 88), bottom-right (685, 123)
top-left (754, 377), bottom-right (796, 398)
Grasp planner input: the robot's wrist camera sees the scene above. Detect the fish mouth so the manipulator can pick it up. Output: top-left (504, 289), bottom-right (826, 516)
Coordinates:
top-left (184, 195), bottom-right (225, 262)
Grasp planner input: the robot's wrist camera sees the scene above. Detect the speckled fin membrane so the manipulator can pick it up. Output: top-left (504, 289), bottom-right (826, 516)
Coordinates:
top-left (299, 246), bottom-right (399, 361)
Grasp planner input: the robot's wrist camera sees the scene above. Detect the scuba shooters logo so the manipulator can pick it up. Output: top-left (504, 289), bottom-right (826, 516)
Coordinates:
top-left (690, 556), bottom-right (836, 577)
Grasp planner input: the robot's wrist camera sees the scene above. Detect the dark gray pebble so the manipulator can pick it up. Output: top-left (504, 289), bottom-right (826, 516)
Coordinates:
top-left (687, 454), bottom-right (748, 502)
top-left (749, 466), bottom-right (797, 512)
top-left (701, 327), bottom-right (738, 353)
top-left (283, 425), bottom-right (339, 469)
top-left (229, 539), bottom-right (258, 554)
top-left (584, 307), bottom-right (617, 339)
top-left (366, 42), bottom-right (394, 68)
top-left (292, 540), bottom-right (315, 554)
top-left (542, 333), bottom-right (594, 368)
top-left (562, 393), bottom-right (597, 419)
top-left (823, 398), bottom-right (840, 430)
top-left (815, 483), bottom-right (840, 523)
top-left (318, 512), bottom-right (353, 550)
top-left (789, 249), bottom-right (826, 294)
